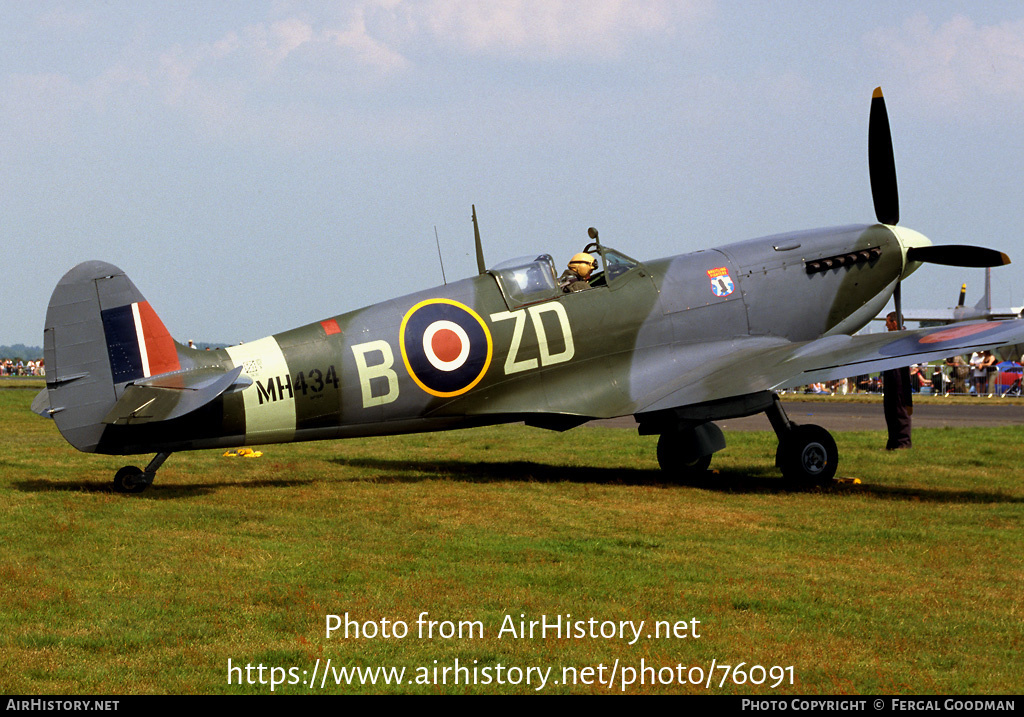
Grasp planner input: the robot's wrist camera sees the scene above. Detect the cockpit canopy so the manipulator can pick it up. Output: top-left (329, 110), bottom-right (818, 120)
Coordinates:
top-left (489, 254), bottom-right (560, 306)
top-left (488, 247), bottom-right (641, 308)
top-left (599, 247), bottom-right (640, 282)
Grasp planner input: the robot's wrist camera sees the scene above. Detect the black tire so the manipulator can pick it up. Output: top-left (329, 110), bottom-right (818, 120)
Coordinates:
top-left (657, 431), bottom-right (712, 477)
top-left (113, 466), bottom-right (148, 494)
top-left (778, 424), bottom-right (838, 484)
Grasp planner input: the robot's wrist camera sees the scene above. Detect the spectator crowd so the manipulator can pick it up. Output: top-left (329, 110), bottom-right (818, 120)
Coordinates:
top-left (791, 351), bottom-right (1022, 398)
top-left (1, 358), bottom-right (44, 376)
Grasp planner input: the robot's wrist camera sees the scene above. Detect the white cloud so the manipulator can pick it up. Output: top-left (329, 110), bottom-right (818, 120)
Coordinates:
top-left (135, 1), bottom-right (708, 143)
top-left (395, 0), bottom-right (709, 59)
top-left (322, 12), bottom-right (409, 72)
top-left (195, 0), bottom-right (707, 73)
top-left (1, 1), bottom-right (713, 149)
top-left (867, 14), bottom-right (1024, 107)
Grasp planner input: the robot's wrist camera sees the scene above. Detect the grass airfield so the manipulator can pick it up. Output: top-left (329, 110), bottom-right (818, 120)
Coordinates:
top-left (0, 385), bottom-right (1021, 694)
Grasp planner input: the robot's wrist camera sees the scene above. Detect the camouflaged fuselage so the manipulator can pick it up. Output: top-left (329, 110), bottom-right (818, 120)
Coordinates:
top-left (79, 223), bottom-right (907, 455)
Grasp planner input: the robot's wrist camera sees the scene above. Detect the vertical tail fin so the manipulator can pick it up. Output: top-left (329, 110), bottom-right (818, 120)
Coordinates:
top-left (973, 267), bottom-right (992, 313)
top-left (41, 261), bottom-right (183, 452)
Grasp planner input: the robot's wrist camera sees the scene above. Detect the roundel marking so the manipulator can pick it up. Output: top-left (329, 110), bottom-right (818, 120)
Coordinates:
top-left (880, 320), bottom-right (1014, 358)
top-left (919, 323), bottom-right (993, 344)
top-left (400, 298), bottom-right (493, 397)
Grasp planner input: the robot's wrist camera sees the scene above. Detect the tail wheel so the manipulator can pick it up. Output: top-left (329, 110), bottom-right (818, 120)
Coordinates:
top-left (778, 424), bottom-right (838, 484)
top-left (113, 466), bottom-right (148, 494)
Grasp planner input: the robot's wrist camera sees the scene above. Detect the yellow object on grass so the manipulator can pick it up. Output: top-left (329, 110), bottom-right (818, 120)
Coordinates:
top-left (223, 448), bottom-right (263, 458)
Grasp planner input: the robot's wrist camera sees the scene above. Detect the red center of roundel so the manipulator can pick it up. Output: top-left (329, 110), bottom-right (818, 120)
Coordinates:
top-left (919, 323), bottom-right (993, 344)
top-left (431, 329), bottom-right (463, 362)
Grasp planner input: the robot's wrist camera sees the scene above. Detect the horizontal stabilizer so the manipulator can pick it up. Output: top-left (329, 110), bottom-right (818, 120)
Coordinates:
top-left (31, 389), bottom-right (55, 418)
top-left (102, 365), bottom-right (249, 426)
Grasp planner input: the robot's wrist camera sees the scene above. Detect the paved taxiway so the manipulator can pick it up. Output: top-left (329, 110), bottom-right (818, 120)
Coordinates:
top-left (592, 400), bottom-right (1024, 432)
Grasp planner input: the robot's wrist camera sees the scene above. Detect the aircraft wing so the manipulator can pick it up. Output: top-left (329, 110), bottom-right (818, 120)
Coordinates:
top-left (984, 309), bottom-right (1024, 321)
top-left (635, 319), bottom-right (1024, 414)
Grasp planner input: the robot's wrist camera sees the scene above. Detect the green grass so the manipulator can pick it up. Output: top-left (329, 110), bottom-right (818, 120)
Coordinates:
top-left (0, 377), bottom-right (44, 389)
top-left (0, 389), bottom-right (1021, 694)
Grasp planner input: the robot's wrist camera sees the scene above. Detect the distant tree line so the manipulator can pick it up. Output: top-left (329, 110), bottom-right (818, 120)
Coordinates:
top-left (0, 344), bottom-right (43, 361)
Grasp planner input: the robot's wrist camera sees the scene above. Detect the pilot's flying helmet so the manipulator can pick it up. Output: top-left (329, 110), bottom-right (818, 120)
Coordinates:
top-left (568, 252), bottom-right (597, 278)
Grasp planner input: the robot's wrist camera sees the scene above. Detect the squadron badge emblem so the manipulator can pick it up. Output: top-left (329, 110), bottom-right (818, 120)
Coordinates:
top-left (707, 267), bottom-right (735, 298)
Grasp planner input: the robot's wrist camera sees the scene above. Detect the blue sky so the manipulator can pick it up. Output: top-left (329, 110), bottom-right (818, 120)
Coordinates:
top-left (4, 1), bottom-right (1024, 345)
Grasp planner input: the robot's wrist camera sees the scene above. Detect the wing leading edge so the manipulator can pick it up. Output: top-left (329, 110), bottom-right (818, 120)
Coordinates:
top-left (636, 319), bottom-right (1024, 414)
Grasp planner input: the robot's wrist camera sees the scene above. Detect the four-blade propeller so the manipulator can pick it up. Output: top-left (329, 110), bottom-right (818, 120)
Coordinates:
top-left (868, 87), bottom-right (1011, 326)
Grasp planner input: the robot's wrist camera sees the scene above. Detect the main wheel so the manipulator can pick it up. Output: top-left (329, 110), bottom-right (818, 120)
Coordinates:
top-left (778, 424), bottom-right (838, 484)
top-left (657, 431), bottom-right (712, 478)
top-left (113, 466), bottom-right (148, 494)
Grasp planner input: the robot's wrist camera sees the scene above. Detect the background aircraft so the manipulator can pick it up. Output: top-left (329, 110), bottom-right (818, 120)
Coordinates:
top-left (889, 267), bottom-right (1023, 324)
top-left (874, 266), bottom-right (1024, 363)
top-left (33, 89), bottom-right (1024, 492)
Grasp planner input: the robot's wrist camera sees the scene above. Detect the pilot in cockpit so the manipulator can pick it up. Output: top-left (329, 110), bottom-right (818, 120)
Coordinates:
top-left (559, 252), bottom-right (597, 292)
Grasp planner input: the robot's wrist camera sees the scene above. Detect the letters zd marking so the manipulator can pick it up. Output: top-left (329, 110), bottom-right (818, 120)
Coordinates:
top-left (489, 303), bottom-right (575, 376)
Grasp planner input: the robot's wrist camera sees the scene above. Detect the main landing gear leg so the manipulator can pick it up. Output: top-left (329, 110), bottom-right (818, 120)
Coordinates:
top-left (766, 394), bottom-right (837, 484)
top-left (113, 452), bottom-right (172, 494)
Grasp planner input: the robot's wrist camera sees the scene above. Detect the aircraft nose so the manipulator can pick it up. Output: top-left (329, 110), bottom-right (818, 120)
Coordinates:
top-left (890, 226), bottom-right (932, 280)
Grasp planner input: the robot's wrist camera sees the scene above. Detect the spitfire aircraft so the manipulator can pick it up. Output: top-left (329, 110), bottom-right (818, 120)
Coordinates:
top-left (34, 89), bottom-right (1024, 493)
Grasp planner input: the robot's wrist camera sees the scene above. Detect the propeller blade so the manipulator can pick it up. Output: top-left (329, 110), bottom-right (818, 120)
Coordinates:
top-left (906, 245), bottom-right (1011, 268)
top-left (869, 87), bottom-right (900, 225)
top-left (957, 283), bottom-right (967, 307)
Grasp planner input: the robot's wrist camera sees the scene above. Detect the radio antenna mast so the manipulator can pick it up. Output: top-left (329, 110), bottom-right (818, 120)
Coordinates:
top-left (434, 226), bottom-right (447, 285)
top-left (472, 204), bottom-right (486, 275)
